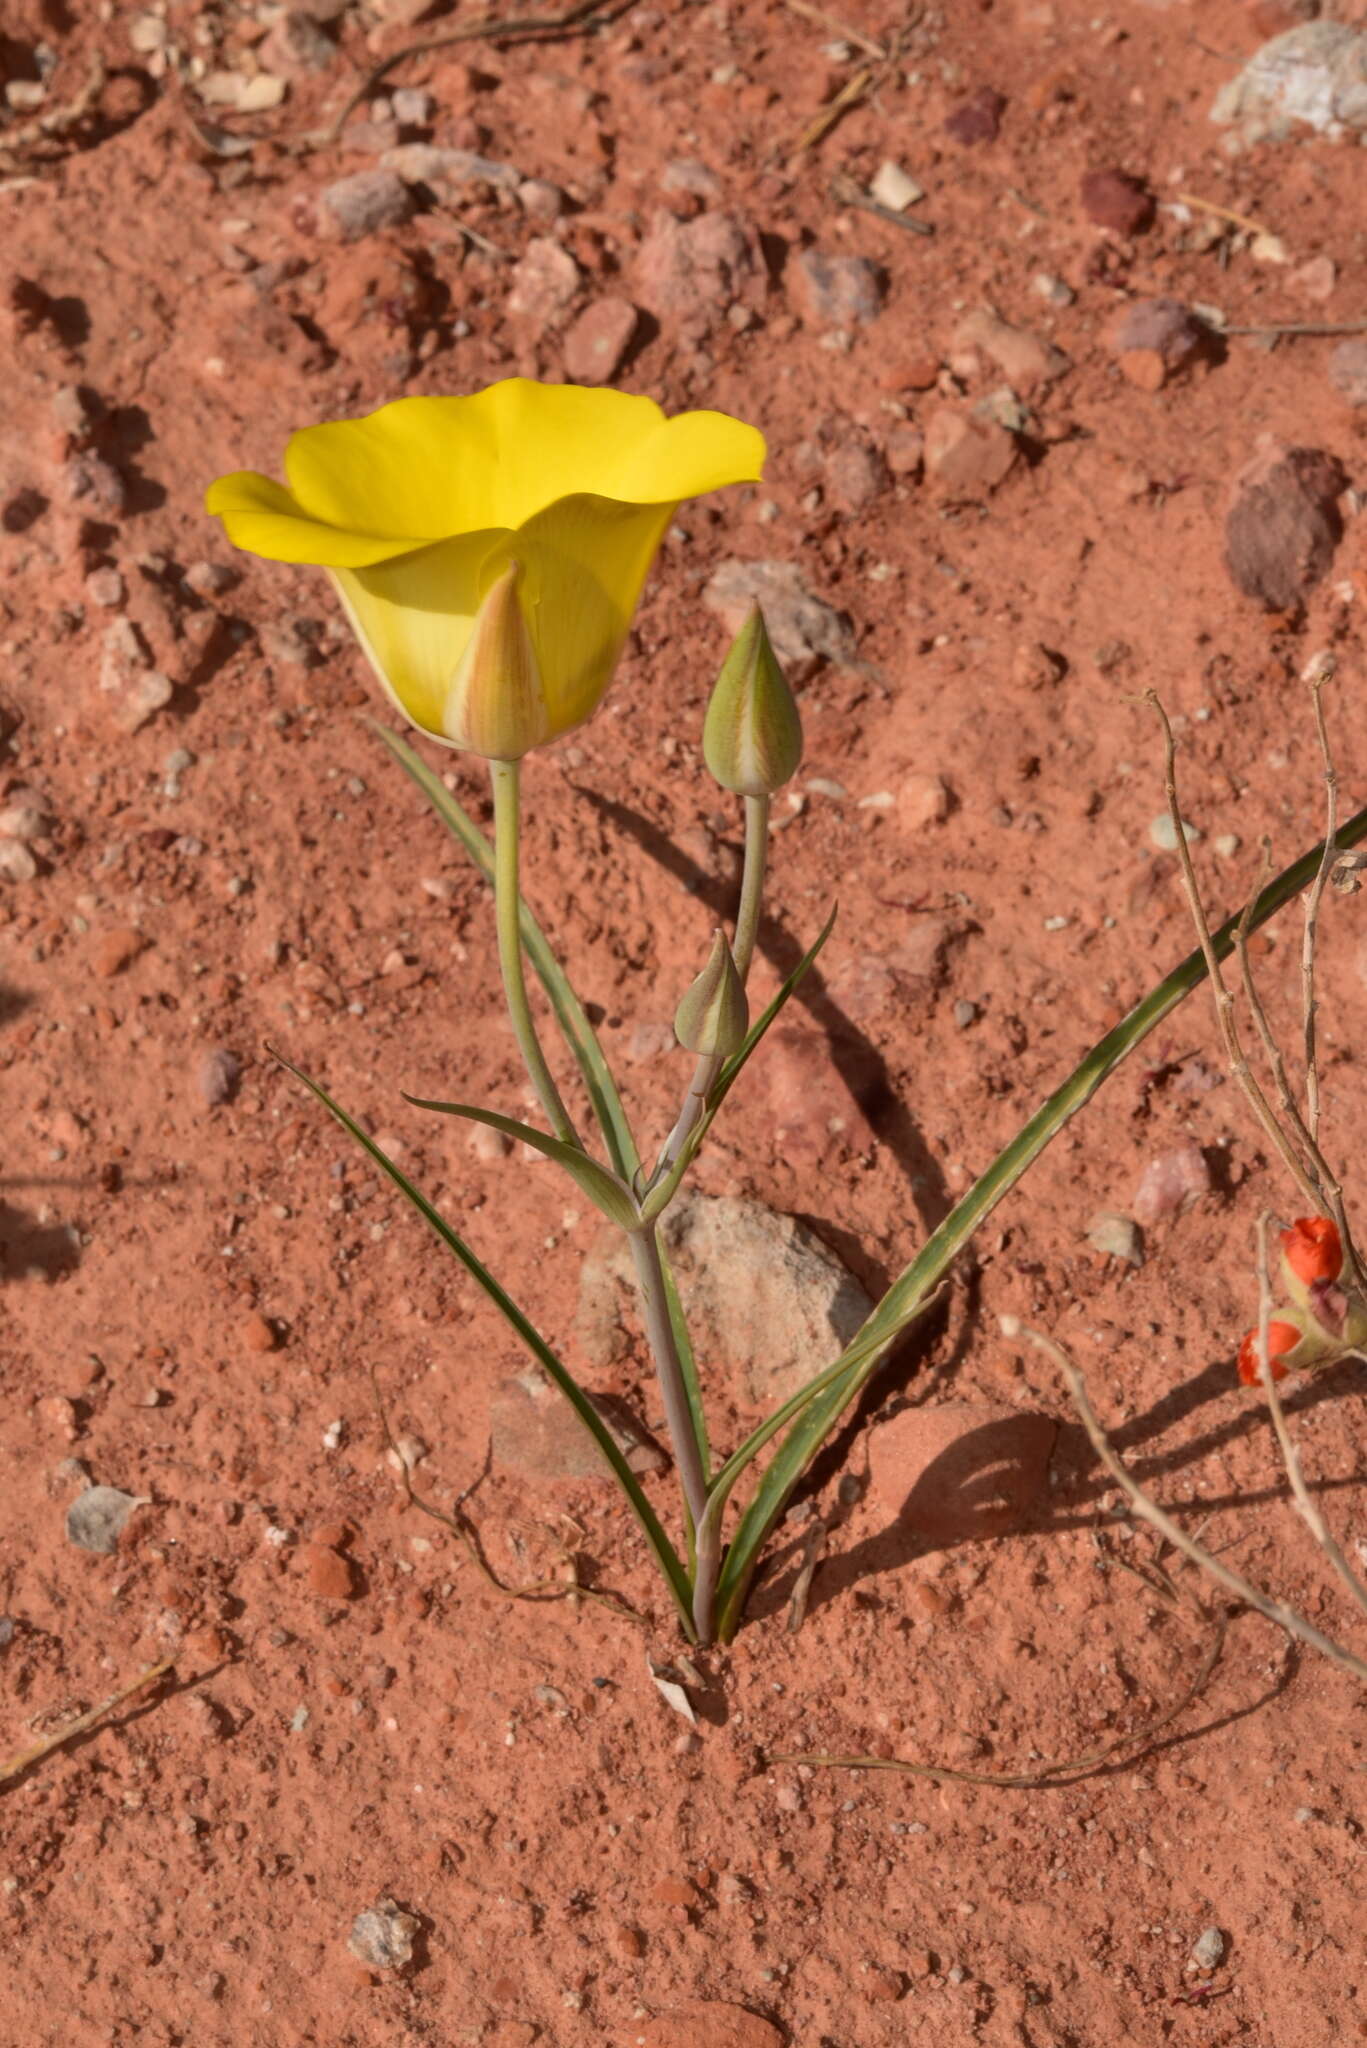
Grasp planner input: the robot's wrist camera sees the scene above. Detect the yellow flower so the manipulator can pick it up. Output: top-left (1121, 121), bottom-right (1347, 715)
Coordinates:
top-left (205, 380), bottom-right (765, 757)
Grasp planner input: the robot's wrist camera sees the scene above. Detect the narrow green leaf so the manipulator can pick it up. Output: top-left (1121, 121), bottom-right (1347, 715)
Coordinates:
top-left (273, 1049), bottom-right (695, 1635)
top-left (641, 904), bottom-right (837, 1223)
top-left (373, 725), bottom-right (710, 1526)
top-left (372, 722), bottom-right (640, 1181)
top-left (403, 1093), bottom-right (641, 1232)
top-left (714, 804), bottom-right (1367, 1639)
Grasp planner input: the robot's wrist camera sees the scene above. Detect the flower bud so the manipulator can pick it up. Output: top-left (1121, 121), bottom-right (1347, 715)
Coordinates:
top-left (1236, 1319), bottom-right (1302, 1386)
top-left (702, 603), bottom-right (802, 797)
top-left (443, 560), bottom-right (551, 760)
top-left (1280, 1215), bottom-right (1342, 1287)
top-left (674, 929), bottom-right (749, 1058)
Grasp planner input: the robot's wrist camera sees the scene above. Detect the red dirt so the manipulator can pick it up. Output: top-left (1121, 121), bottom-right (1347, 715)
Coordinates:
top-left (3, 1), bottom-right (1367, 2044)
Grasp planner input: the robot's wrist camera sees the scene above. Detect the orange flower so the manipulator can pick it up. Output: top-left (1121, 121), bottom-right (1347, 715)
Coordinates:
top-left (1280, 1215), bottom-right (1342, 1286)
top-left (1237, 1320), bottom-right (1301, 1386)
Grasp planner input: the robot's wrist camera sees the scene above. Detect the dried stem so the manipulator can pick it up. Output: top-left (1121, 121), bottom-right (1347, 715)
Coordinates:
top-left (1301, 654), bottom-right (1339, 1147)
top-left (1, 1658), bottom-right (174, 1786)
top-left (369, 1371), bottom-right (643, 1622)
top-left (1149, 692), bottom-right (1325, 1216)
top-left (1253, 1216), bottom-right (1367, 1628)
top-left (773, 1571), bottom-right (1227, 1786)
top-left (1036, 1327), bottom-right (1367, 1684)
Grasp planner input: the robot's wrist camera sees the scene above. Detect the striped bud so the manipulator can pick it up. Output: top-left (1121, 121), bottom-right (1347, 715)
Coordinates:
top-left (674, 929), bottom-right (749, 1058)
top-left (702, 603), bottom-right (802, 797)
top-left (443, 561), bottom-right (552, 760)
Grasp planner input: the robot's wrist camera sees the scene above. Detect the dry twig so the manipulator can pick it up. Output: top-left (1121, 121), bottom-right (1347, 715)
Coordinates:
top-left (830, 171), bottom-right (934, 237)
top-left (0, 51), bottom-right (107, 166)
top-left (1, 1658), bottom-right (174, 1788)
top-left (1175, 190), bottom-right (1273, 238)
top-left (1036, 1327), bottom-right (1367, 1685)
top-left (1253, 1214), bottom-right (1367, 1628)
top-left (773, 1557), bottom-right (1227, 1786)
top-left (370, 1370), bottom-right (644, 1625)
top-left (1223, 320), bottom-right (1367, 341)
top-left (305, 0), bottom-right (631, 150)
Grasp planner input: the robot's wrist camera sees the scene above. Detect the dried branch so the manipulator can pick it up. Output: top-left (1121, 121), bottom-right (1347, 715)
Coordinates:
top-left (1301, 653), bottom-right (1339, 1147)
top-left (1148, 691), bottom-right (1326, 1216)
top-left (369, 1369), bottom-right (643, 1624)
top-left (1, 1658), bottom-right (174, 1788)
top-left (305, 0), bottom-right (631, 151)
top-left (1036, 1327), bottom-right (1367, 1684)
top-left (1254, 1215), bottom-right (1367, 1628)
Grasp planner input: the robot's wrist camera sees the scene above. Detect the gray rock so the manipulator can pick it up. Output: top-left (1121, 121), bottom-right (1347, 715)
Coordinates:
top-left (576, 1191), bottom-right (873, 1409)
top-left (789, 248), bottom-right (885, 328)
top-left (1211, 23), bottom-right (1367, 137)
top-left (1191, 1926), bottom-right (1226, 1971)
top-left (320, 168), bottom-right (413, 241)
top-left (66, 1484), bottom-right (149, 1554)
top-left (382, 143), bottom-right (520, 192)
top-left (348, 1897), bottom-right (418, 1971)
top-left (703, 558), bottom-right (853, 681)
top-left (1329, 337), bottom-right (1367, 408)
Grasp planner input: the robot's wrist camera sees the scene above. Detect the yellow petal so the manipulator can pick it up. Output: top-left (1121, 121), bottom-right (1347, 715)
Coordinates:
top-left (508, 494), bottom-right (677, 734)
top-left (329, 534), bottom-right (503, 740)
top-left (203, 470), bottom-right (425, 568)
top-left (445, 562), bottom-right (550, 759)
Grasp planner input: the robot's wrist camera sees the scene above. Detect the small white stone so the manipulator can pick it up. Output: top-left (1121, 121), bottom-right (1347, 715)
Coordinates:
top-left (1149, 813), bottom-right (1202, 852)
top-left (871, 159), bottom-right (924, 211)
top-left (1191, 1926), bottom-right (1225, 1970)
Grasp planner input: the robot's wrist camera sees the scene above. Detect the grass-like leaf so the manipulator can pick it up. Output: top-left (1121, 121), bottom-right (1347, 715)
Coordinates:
top-left (712, 804), bottom-right (1367, 1639)
top-left (373, 723), bottom-right (640, 1180)
top-left (374, 721), bottom-right (711, 1480)
top-left (273, 1048), bottom-right (696, 1635)
top-left (403, 1092), bottom-right (640, 1232)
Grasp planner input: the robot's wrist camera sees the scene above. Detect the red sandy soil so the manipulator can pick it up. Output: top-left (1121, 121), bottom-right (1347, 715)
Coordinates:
top-left (3, 0), bottom-right (1367, 2043)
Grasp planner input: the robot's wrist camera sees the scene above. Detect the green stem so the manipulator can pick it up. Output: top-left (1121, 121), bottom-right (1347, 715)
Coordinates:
top-left (628, 1224), bottom-right (710, 1556)
top-left (490, 758), bottom-right (579, 1148)
top-left (732, 793), bottom-right (769, 984)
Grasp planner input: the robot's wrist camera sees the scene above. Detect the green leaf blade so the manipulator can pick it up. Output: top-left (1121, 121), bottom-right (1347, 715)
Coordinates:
top-left (403, 1092), bottom-right (640, 1232)
top-left (274, 1049), bottom-right (694, 1634)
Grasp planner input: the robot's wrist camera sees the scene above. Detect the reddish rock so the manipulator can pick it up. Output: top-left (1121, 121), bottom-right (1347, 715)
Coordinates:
top-left (1328, 337), bottom-right (1367, 407)
top-left (867, 1401), bottom-right (1057, 1543)
top-left (884, 421), bottom-right (923, 476)
top-left (789, 248), bottom-right (884, 328)
top-left (94, 927), bottom-right (146, 978)
top-left (507, 237), bottom-right (581, 323)
top-left (302, 1543), bottom-right (356, 1600)
top-left (490, 1371), bottom-right (663, 1481)
top-left (824, 438), bottom-right (886, 511)
top-left (198, 1048), bottom-right (241, 1107)
top-left (562, 297), bottom-right (640, 384)
top-left (320, 169), bottom-right (412, 242)
top-left (885, 354), bottom-right (940, 392)
top-left (634, 2002), bottom-right (784, 2048)
top-left (1225, 441), bottom-right (1347, 609)
top-left (945, 86), bottom-right (1006, 143)
top-left (634, 210), bottom-right (759, 323)
top-left (1106, 297), bottom-right (1210, 391)
top-left (1131, 1143), bottom-right (1212, 1225)
top-left (925, 409), bottom-right (1018, 494)
top-left (899, 772), bottom-right (952, 830)
top-left (1080, 168), bottom-right (1155, 234)
top-left (951, 308), bottom-right (1069, 394)
top-left (242, 1312), bottom-right (278, 1354)
top-left (259, 10), bottom-right (337, 76)
top-left (864, 1965), bottom-right (906, 2002)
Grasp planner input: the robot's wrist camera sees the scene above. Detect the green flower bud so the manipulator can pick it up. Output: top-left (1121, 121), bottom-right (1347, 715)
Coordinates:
top-left (702, 603), bottom-right (802, 797)
top-left (674, 929), bottom-right (749, 1057)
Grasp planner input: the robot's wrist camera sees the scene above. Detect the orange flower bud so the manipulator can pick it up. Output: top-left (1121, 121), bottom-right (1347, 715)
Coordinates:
top-left (1237, 1320), bottom-right (1301, 1386)
top-left (1280, 1215), bottom-right (1342, 1286)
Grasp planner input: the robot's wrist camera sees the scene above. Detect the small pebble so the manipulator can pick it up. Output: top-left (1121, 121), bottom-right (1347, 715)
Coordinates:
top-left (1191, 1926), bottom-right (1225, 1970)
top-left (1149, 813), bottom-right (1201, 852)
top-left (347, 1897), bottom-right (418, 1970)
top-left (242, 1312), bottom-right (278, 1354)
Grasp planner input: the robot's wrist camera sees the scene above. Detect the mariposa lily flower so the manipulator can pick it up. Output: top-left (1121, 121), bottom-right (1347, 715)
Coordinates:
top-left (205, 381), bottom-right (765, 758)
